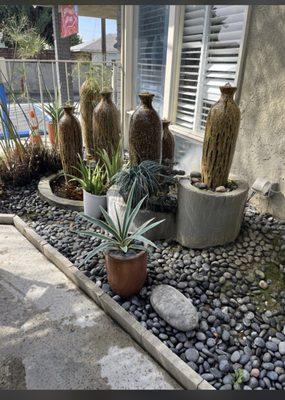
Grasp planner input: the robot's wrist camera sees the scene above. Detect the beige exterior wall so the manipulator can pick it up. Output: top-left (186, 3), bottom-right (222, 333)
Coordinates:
top-left (232, 5), bottom-right (285, 219)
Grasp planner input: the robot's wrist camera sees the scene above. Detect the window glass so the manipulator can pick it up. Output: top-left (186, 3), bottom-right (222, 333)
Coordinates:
top-left (135, 5), bottom-right (170, 115)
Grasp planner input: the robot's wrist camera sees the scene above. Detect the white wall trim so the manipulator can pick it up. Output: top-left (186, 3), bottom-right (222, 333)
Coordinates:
top-left (234, 5), bottom-right (252, 104)
top-left (192, 5), bottom-right (210, 134)
top-left (163, 5), bottom-right (185, 122)
top-left (122, 5), bottom-right (135, 149)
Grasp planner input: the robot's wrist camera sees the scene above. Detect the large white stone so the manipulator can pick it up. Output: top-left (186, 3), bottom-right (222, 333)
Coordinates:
top-left (150, 285), bottom-right (199, 332)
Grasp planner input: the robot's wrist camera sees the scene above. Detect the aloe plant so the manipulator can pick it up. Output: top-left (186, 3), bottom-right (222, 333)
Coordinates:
top-left (77, 181), bottom-right (164, 263)
top-left (44, 101), bottom-right (63, 124)
top-left (97, 142), bottom-right (123, 183)
top-left (67, 155), bottom-right (107, 195)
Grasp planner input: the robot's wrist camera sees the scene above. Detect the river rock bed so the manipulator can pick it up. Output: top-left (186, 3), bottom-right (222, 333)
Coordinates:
top-left (1, 181), bottom-right (285, 390)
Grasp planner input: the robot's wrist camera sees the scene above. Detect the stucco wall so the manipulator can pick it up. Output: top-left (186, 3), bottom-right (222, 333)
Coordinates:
top-left (232, 5), bottom-right (285, 219)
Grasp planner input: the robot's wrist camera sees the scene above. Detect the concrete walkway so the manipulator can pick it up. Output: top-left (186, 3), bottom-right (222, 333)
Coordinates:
top-left (0, 224), bottom-right (180, 390)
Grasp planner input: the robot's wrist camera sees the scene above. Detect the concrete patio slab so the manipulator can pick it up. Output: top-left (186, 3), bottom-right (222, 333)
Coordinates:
top-left (0, 224), bottom-right (181, 390)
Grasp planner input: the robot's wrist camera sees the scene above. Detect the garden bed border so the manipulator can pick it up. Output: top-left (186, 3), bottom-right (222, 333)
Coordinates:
top-left (0, 213), bottom-right (214, 391)
top-left (38, 174), bottom-right (83, 211)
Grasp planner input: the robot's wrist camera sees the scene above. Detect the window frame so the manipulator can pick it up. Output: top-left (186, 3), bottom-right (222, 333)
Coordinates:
top-left (122, 5), bottom-right (251, 144)
top-left (164, 5), bottom-right (251, 141)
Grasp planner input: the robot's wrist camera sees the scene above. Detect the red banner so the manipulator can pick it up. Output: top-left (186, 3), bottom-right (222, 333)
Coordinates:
top-left (60, 5), bottom-right (78, 38)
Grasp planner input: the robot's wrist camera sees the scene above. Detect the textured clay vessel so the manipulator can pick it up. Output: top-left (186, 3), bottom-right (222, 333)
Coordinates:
top-left (58, 105), bottom-right (83, 178)
top-left (129, 93), bottom-right (162, 165)
top-left (201, 84), bottom-right (241, 189)
top-left (92, 90), bottom-right (120, 158)
top-left (80, 75), bottom-right (100, 159)
top-left (105, 250), bottom-right (147, 298)
top-left (162, 119), bottom-right (175, 166)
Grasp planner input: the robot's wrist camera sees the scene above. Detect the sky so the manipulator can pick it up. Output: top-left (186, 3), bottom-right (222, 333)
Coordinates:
top-left (78, 17), bottom-right (117, 43)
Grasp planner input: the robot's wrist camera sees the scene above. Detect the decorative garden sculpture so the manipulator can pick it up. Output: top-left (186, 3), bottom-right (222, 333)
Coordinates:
top-left (176, 83), bottom-right (249, 248)
top-left (201, 83), bottom-right (241, 189)
top-left (162, 119), bottom-right (175, 167)
top-left (129, 93), bottom-right (162, 165)
top-left (58, 105), bottom-right (83, 178)
top-left (93, 90), bottom-right (120, 159)
top-left (80, 72), bottom-right (100, 159)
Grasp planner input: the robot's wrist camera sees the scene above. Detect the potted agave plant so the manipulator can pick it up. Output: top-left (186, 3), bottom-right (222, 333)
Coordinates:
top-left (68, 155), bottom-right (107, 218)
top-left (78, 182), bottom-right (164, 298)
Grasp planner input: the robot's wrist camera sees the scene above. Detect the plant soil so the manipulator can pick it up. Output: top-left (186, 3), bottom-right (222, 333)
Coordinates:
top-left (109, 249), bottom-right (142, 259)
top-left (50, 174), bottom-right (83, 201)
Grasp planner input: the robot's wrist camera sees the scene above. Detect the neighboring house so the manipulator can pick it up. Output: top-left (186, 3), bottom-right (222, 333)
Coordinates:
top-left (71, 33), bottom-right (119, 63)
top-left (122, 5), bottom-right (285, 219)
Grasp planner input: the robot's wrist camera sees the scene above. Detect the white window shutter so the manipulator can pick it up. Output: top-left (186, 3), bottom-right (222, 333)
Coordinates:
top-left (176, 5), bottom-right (248, 134)
top-left (176, 5), bottom-right (207, 130)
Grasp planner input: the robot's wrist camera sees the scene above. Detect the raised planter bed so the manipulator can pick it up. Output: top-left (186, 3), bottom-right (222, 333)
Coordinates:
top-left (38, 173), bottom-right (83, 211)
top-left (177, 178), bottom-right (249, 248)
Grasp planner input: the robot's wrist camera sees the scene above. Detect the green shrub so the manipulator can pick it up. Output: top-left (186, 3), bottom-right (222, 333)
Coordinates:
top-left (114, 160), bottom-right (175, 208)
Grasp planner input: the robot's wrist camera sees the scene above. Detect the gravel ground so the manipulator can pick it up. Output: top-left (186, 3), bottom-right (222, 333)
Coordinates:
top-left (1, 180), bottom-right (285, 390)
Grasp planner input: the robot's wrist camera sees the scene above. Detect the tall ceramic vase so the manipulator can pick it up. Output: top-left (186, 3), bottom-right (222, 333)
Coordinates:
top-left (92, 90), bottom-right (120, 158)
top-left (80, 75), bottom-right (100, 159)
top-left (201, 84), bottom-right (241, 189)
top-left (129, 93), bottom-right (162, 165)
top-left (161, 119), bottom-right (175, 166)
top-left (58, 105), bottom-right (83, 178)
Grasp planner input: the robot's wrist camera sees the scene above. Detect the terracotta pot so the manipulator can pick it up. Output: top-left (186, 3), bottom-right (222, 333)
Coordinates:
top-left (29, 134), bottom-right (42, 146)
top-left (92, 90), bottom-right (120, 159)
top-left (201, 84), bottom-right (240, 189)
top-left (162, 119), bottom-right (175, 166)
top-left (129, 93), bottom-right (162, 165)
top-left (105, 250), bottom-right (147, 298)
top-left (47, 121), bottom-right (57, 147)
top-left (58, 105), bottom-right (83, 178)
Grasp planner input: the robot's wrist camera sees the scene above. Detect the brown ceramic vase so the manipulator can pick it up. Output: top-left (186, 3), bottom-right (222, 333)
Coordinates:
top-left (47, 121), bottom-right (57, 147)
top-left (129, 93), bottom-right (162, 165)
top-left (105, 250), bottom-right (147, 298)
top-left (58, 105), bottom-right (83, 178)
top-left (161, 119), bottom-right (175, 166)
top-left (201, 84), bottom-right (240, 189)
top-left (92, 90), bottom-right (120, 159)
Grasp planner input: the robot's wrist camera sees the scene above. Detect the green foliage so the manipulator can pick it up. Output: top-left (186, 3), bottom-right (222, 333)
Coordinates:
top-left (0, 144), bottom-right (62, 186)
top-left (0, 5), bottom-right (81, 47)
top-left (114, 160), bottom-right (170, 208)
top-left (0, 99), bottom-right (27, 163)
top-left (67, 155), bottom-right (107, 196)
top-left (3, 14), bottom-right (46, 58)
top-left (70, 34), bottom-right (83, 47)
top-left (97, 142), bottom-right (123, 183)
top-left (232, 369), bottom-right (245, 385)
top-left (77, 181), bottom-right (164, 261)
top-left (0, 73), bottom-right (32, 164)
top-left (0, 72), bottom-right (61, 185)
top-left (76, 62), bottom-right (113, 92)
top-left (44, 100), bottom-right (63, 124)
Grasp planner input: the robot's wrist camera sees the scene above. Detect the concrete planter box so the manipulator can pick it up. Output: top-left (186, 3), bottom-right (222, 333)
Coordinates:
top-left (176, 178), bottom-right (249, 248)
top-left (107, 185), bottom-right (176, 241)
top-left (38, 173), bottom-right (83, 211)
top-left (83, 189), bottom-right (106, 218)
